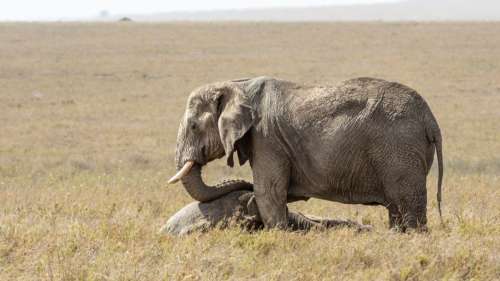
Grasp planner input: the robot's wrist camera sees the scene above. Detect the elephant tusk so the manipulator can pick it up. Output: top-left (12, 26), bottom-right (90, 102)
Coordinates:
top-left (168, 161), bottom-right (195, 184)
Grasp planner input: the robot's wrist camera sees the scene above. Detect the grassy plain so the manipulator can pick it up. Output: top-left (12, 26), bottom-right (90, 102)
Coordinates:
top-left (0, 22), bottom-right (499, 280)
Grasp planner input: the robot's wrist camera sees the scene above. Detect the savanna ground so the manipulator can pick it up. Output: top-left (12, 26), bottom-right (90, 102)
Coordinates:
top-left (0, 22), bottom-right (499, 280)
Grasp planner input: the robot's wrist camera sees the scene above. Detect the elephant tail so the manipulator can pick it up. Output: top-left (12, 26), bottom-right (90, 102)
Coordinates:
top-left (435, 129), bottom-right (444, 224)
top-left (424, 109), bottom-right (444, 224)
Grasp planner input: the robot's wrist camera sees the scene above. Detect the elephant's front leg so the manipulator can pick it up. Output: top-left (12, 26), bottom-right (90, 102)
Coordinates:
top-left (251, 140), bottom-right (290, 229)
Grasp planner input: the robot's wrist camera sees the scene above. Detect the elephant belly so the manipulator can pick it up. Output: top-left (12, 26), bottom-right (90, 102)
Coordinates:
top-left (288, 152), bottom-right (386, 206)
top-left (317, 187), bottom-right (385, 205)
top-left (288, 182), bottom-right (385, 206)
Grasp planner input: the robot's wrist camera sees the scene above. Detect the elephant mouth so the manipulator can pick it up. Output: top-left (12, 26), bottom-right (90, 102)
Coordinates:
top-left (201, 145), bottom-right (225, 163)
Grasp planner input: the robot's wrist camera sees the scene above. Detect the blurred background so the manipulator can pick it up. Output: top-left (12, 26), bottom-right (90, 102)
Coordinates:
top-left (2, 0), bottom-right (500, 21)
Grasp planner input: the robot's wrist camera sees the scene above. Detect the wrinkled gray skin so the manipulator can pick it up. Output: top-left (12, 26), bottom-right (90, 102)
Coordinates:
top-left (161, 182), bottom-right (370, 236)
top-left (174, 77), bottom-right (443, 232)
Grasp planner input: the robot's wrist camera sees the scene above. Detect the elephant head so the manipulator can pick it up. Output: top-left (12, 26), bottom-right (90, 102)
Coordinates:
top-left (168, 78), bottom-right (266, 202)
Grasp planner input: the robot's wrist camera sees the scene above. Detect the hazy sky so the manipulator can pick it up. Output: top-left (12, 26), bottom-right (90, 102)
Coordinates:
top-left (1, 0), bottom-right (396, 21)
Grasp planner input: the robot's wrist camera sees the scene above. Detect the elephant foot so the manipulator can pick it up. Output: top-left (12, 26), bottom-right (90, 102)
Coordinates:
top-left (387, 207), bottom-right (428, 233)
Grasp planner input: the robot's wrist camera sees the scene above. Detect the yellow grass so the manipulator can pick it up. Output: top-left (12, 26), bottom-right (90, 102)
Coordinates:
top-left (0, 22), bottom-right (499, 280)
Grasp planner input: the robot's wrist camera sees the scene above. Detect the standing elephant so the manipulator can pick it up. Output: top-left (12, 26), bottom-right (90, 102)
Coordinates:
top-left (168, 77), bottom-right (443, 231)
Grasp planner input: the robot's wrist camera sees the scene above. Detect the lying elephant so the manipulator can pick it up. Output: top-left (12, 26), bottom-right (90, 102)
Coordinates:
top-left (161, 180), bottom-right (370, 236)
top-left (169, 76), bottom-right (444, 231)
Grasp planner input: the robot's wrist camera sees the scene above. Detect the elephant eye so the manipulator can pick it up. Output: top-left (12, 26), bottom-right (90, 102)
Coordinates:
top-left (188, 118), bottom-right (202, 131)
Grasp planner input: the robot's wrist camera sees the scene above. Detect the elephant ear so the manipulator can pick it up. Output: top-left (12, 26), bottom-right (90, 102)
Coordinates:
top-left (217, 86), bottom-right (254, 167)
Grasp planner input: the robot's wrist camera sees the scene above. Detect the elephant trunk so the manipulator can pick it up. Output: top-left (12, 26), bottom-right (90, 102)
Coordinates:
top-left (180, 163), bottom-right (252, 202)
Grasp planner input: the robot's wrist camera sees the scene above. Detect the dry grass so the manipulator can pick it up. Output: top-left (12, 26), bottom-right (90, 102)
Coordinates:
top-left (0, 22), bottom-right (499, 280)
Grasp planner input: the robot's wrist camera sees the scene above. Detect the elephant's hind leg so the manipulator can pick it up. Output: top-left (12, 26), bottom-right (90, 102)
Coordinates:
top-left (384, 172), bottom-right (428, 232)
top-left (387, 202), bottom-right (404, 231)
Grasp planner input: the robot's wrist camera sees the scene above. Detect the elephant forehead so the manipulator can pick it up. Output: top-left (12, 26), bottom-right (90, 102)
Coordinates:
top-left (186, 97), bottom-right (204, 111)
top-left (186, 97), bottom-right (216, 116)
top-left (189, 84), bottom-right (219, 101)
